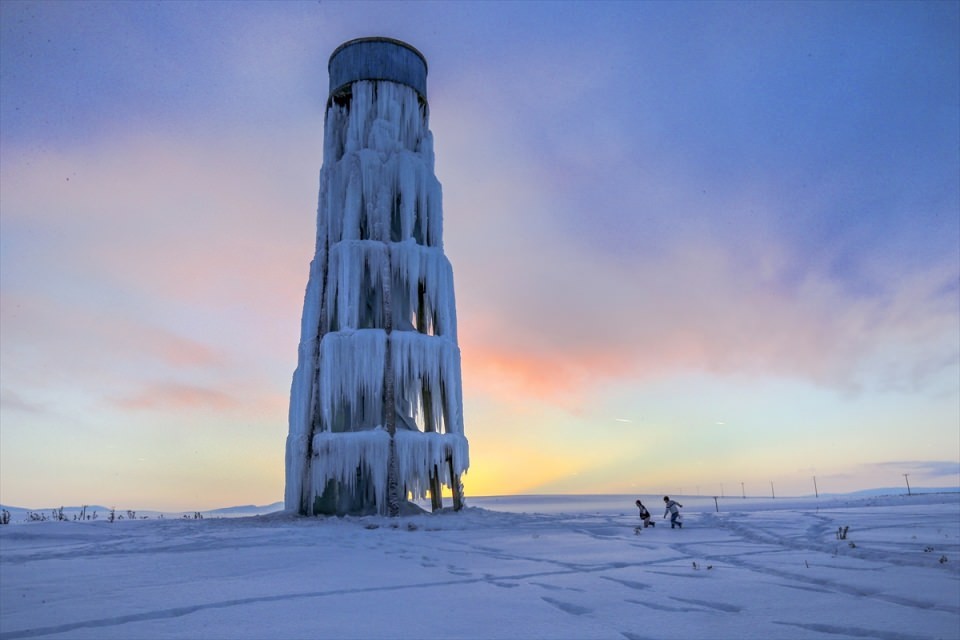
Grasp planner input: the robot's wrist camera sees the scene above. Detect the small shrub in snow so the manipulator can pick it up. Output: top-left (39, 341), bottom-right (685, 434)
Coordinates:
top-left (836, 526), bottom-right (849, 540)
top-left (0, 509), bottom-right (10, 525)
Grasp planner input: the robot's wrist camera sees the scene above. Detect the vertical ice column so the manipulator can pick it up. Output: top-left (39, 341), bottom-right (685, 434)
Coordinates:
top-left (285, 38), bottom-right (469, 516)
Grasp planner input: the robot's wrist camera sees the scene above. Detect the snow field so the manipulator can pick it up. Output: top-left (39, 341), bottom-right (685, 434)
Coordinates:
top-left (1, 494), bottom-right (957, 639)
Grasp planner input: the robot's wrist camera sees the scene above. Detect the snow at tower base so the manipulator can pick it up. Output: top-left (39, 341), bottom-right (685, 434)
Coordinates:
top-left (285, 38), bottom-right (469, 516)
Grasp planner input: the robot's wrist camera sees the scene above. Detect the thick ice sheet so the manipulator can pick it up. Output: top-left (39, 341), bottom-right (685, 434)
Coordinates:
top-left (1, 494), bottom-right (957, 639)
top-left (285, 79), bottom-right (466, 514)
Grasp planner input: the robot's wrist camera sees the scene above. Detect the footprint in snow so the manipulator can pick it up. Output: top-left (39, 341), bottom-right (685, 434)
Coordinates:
top-left (541, 596), bottom-right (592, 616)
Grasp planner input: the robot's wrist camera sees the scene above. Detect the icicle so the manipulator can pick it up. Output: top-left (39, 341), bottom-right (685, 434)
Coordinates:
top-left (340, 158), bottom-right (362, 242)
top-left (389, 331), bottom-right (463, 434)
top-left (323, 241), bottom-right (389, 331)
top-left (317, 329), bottom-right (386, 432)
top-left (370, 117), bottom-right (399, 157)
top-left (426, 175), bottom-right (443, 250)
top-left (309, 429), bottom-right (467, 513)
top-left (311, 429), bottom-right (392, 510)
top-left (287, 65), bottom-right (468, 514)
top-left (284, 243), bottom-right (329, 511)
top-left (394, 431), bottom-right (469, 500)
top-left (395, 152), bottom-right (417, 241)
top-left (336, 82), bottom-right (426, 159)
top-left (388, 241), bottom-right (458, 339)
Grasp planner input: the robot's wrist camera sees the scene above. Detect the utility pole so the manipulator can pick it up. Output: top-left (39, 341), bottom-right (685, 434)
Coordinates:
top-left (903, 473), bottom-right (912, 496)
top-left (770, 481), bottom-right (775, 499)
top-left (741, 482), bottom-right (745, 499)
top-left (720, 483), bottom-right (725, 498)
top-left (813, 475), bottom-right (819, 498)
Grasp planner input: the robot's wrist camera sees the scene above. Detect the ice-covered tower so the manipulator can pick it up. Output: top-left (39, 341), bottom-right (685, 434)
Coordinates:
top-left (285, 38), bottom-right (468, 516)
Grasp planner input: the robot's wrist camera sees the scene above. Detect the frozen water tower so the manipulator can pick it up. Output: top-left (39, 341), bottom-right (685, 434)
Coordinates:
top-left (285, 38), bottom-right (469, 516)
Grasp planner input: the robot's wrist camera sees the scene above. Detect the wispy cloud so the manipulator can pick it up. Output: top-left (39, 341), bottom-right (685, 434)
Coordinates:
top-left (112, 382), bottom-right (238, 412)
top-left (432, 51), bottom-right (959, 409)
top-left (0, 388), bottom-right (44, 414)
top-left (455, 206), bottom-right (958, 407)
top-left (432, 10), bottom-right (959, 412)
top-left (862, 461), bottom-right (960, 482)
top-left (0, 292), bottom-right (230, 382)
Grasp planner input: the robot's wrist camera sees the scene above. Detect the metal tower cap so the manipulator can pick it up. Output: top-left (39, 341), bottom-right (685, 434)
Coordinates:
top-left (328, 37), bottom-right (428, 100)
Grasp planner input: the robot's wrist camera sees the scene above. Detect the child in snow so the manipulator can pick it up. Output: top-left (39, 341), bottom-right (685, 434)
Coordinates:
top-left (663, 496), bottom-right (683, 529)
top-left (635, 500), bottom-right (654, 527)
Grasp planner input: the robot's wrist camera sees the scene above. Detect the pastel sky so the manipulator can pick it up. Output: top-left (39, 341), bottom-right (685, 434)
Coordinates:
top-left (1, 1), bottom-right (957, 510)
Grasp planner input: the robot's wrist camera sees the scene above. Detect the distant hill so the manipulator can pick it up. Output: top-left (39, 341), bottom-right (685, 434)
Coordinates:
top-left (204, 502), bottom-right (285, 516)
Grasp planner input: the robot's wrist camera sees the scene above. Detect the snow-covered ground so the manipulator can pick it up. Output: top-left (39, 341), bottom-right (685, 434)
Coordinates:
top-left (1, 493), bottom-right (957, 639)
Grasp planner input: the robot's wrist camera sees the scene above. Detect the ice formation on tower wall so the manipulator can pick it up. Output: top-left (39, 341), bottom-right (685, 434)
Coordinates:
top-left (285, 39), bottom-right (468, 516)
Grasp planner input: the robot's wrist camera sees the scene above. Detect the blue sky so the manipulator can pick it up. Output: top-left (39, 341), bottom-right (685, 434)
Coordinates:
top-left (1, 1), bottom-right (957, 509)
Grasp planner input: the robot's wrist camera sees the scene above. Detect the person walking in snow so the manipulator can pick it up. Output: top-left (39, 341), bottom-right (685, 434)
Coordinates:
top-left (663, 496), bottom-right (683, 529)
top-left (635, 499), bottom-right (654, 527)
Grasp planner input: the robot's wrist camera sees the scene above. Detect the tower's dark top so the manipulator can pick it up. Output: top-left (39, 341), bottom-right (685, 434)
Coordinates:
top-left (328, 37), bottom-right (428, 100)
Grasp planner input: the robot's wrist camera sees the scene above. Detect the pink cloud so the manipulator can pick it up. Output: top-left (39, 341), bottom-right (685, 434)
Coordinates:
top-left (0, 130), bottom-right (317, 401)
top-left (432, 85), bottom-right (958, 410)
top-left (454, 215), bottom-right (958, 408)
top-left (0, 292), bottom-right (229, 380)
top-left (112, 382), bottom-right (238, 411)
top-left (152, 332), bottom-right (226, 369)
top-left (0, 129), bottom-right (316, 318)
